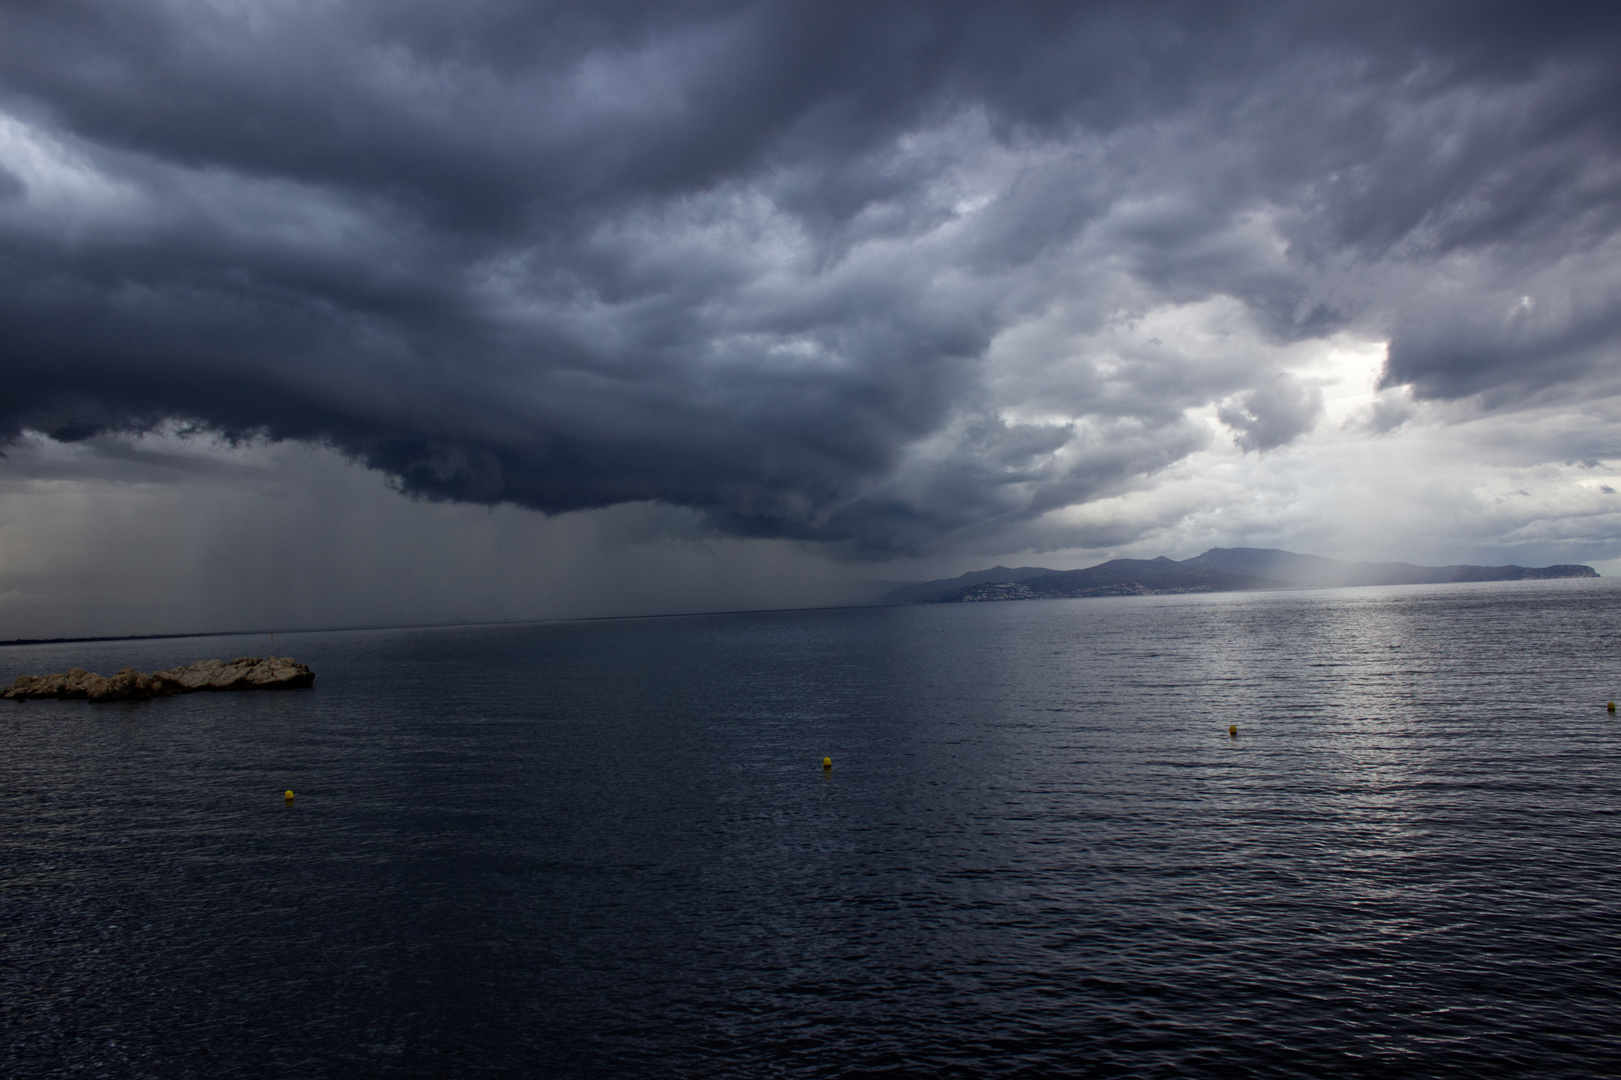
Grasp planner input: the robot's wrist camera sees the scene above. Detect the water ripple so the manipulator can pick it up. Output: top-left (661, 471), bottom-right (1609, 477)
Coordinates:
top-left (3, 579), bottom-right (1621, 1076)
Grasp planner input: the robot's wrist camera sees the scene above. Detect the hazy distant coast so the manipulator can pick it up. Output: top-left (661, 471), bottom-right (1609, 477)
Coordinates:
top-left (879, 548), bottom-right (1600, 605)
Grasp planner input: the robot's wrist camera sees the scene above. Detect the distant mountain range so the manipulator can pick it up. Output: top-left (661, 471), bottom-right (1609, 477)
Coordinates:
top-left (877, 548), bottom-right (1599, 605)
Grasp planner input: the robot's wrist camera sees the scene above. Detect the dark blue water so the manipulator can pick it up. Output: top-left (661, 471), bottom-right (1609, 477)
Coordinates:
top-left (5, 579), bottom-right (1621, 1077)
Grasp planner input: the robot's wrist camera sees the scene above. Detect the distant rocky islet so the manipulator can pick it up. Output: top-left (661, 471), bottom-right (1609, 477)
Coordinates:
top-left (5, 656), bottom-right (314, 703)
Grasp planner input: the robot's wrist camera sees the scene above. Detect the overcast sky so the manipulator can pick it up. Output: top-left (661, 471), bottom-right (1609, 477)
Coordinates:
top-left (3, 0), bottom-right (1621, 638)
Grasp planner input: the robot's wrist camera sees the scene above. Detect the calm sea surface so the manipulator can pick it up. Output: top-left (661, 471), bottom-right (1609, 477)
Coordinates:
top-left (4, 579), bottom-right (1621, 1078)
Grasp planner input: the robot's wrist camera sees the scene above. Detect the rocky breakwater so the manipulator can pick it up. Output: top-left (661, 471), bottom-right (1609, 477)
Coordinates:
top-left (4, 656), bottom-right (315, 702)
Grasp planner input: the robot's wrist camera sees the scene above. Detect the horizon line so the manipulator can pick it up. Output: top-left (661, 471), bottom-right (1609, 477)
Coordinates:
top-left (0, 600), bottom-right (889, 650)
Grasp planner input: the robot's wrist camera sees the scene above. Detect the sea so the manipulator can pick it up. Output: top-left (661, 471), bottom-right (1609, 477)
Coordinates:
top-left (4, 578), bottom-right (1621, 1078)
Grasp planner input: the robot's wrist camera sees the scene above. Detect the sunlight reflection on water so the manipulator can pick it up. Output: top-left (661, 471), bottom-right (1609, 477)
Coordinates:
top-left (3, 578), bottom-right (1621, 1077)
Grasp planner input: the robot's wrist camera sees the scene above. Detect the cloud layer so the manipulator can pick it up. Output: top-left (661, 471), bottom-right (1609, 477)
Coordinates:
top-left (2, 0), bottom-right (1620, 559)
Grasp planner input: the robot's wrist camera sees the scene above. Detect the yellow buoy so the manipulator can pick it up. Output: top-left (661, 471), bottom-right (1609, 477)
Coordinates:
top-left (1228, 725), bottom-right (1238, 737)
top-left (1610, 702), bottom-right (1616, 713)
top-left (822, 756), bottom-right (832, 770)
top-left (284, 789), bottom-right (295, 802)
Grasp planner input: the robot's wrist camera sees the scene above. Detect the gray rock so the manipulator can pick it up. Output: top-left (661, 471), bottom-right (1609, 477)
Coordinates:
top-left (5, 656), bottom-right (314, 702)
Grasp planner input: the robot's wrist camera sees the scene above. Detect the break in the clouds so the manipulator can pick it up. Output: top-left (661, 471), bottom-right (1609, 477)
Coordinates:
top-left (2, 0), bottom-right (1621, 604)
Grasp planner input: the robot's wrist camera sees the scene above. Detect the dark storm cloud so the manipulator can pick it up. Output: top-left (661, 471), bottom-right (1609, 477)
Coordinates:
top-left (1218, 376), bottom-right (1324, 453)
top-left (1, 0), bottom-right (1619, 553)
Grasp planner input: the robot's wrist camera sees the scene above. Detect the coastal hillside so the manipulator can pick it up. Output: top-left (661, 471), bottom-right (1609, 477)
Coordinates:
top-left (878, 548), bottom-right (1599, 605)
